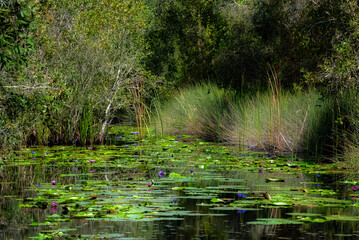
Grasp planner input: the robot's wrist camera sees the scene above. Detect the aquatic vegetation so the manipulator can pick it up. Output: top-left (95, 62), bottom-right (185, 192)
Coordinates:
top-left (1, 126), bottom-right (358, 239)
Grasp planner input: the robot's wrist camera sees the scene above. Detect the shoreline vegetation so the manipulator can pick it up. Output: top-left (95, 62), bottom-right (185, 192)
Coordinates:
top-left (1, 0), bottom-right (359, 169)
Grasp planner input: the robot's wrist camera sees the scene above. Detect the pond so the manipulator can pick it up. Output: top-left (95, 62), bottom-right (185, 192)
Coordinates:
top-left (0, 126), bottom-right (358, 239)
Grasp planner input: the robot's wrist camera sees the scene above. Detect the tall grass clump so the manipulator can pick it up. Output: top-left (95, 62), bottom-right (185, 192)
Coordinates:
top-left (224, 90), bottom-right (335, 154)
top-left (154, 82), bottom-right (339, 157)
top-left (153, 83), bottom-right (233, 141)
top-left (330, 90), bottom-right (359, 169)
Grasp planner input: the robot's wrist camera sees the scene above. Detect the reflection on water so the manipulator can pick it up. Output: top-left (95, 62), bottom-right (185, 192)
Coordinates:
top-left (0, 144), bottom-right (358, 240)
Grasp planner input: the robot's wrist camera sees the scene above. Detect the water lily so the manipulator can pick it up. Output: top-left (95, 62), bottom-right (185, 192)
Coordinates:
top-left (177, 135), bottom-right (182, 138)
top-left (351, 186), bottom-right (358, 191)
top-left (131, 132), bottom-right (139, 135)
top-left (51, 181), bottom-right (56, 185)
top-left (237, 193), bottom-right (247, 199)
top-left (125, 145), bottom-right (129, 147)
top-left (51, 202), bottom-right (58, 207)
top-left (73, 167), bottom-right (78, 170)
top-left (190, 169), bottom-right (194, 173)
top-left (74, 160), bottom-right (78, 162)
top-left (31, 151), bottom-right (36, 154)
top-left (158, 170), bottom-right (164, 178)
top-left (116, 136), bottom-right (121, 139)
top-left (89, 159), bottom-right (95, 163)
top-left (37, 184), bottom-right (42, 187)
top-left (147, 182), bottom-right (153, 187)
top-left (317, 174), bottom-right (320, 177)
top-left (237, 210), bottom-right (247, 213)
top-left (88, 147), bottom-right (93, 150)
top-left (173, 199), bottom-right (178, 202)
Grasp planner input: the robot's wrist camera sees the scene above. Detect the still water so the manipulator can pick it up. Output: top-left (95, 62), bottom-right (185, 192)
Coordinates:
top-left (0, 135), bottom-right (358, 239)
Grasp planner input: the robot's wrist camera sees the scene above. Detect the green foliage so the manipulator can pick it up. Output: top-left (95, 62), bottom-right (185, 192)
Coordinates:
top-left (0, 0), bottom-right (35, 71)
top-left (144, 0), bottom-right (228, 85)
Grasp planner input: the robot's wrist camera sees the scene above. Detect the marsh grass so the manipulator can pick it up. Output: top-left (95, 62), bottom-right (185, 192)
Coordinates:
top-left (153, 83), bottom-right (232, 141)
top-left (153, 83), bottom-right (344, 156)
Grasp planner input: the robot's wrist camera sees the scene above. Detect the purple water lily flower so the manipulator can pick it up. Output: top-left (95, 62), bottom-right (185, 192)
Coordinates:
top-left (177, 135), bottom-right (182, 138)
top-left (51, 181), bottom-right (56, 185)
top-left (317, 174), bottom-right (320, 177)
top-left (37, 184), bottom-right (42, 187)
top-left (190, 169), bottom-right (194, 173)
top-left (237, 193), bottom-right (247, 199)
top-left (51, 207), bottom-right (58, 212)
top-left (147, 182), bottom-right (153, 187)
top-left (51, 202), bottom-right (58, 207)
top-left (351, 186), bottom-right (359, 191)
top-left (31, 151), bottom-right (36, 154)
top-left (74, 160), bottom-right (78, 162)
top-left (116, 136), bottom-right (121, 139)
top-left (88, 147), bottom-right (93, 150)
top-left (173, 199), bottom-right (178, 202)
top-left (159, 170), bottom-right (164, 178)
top-left (73, 167), bottom-right (78, 170)
top-left (237, 210), bottom-right (247, 213)
top-left (89, 159), bottom-right (95, 163)
top-left (131, 132), bottom-right (139, 135)
top-left (125, 145), bottom-right (129, 147)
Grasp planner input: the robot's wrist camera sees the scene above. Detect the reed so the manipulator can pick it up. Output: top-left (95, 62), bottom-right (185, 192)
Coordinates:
top-left (153, 82), bottom-right (337, 156)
